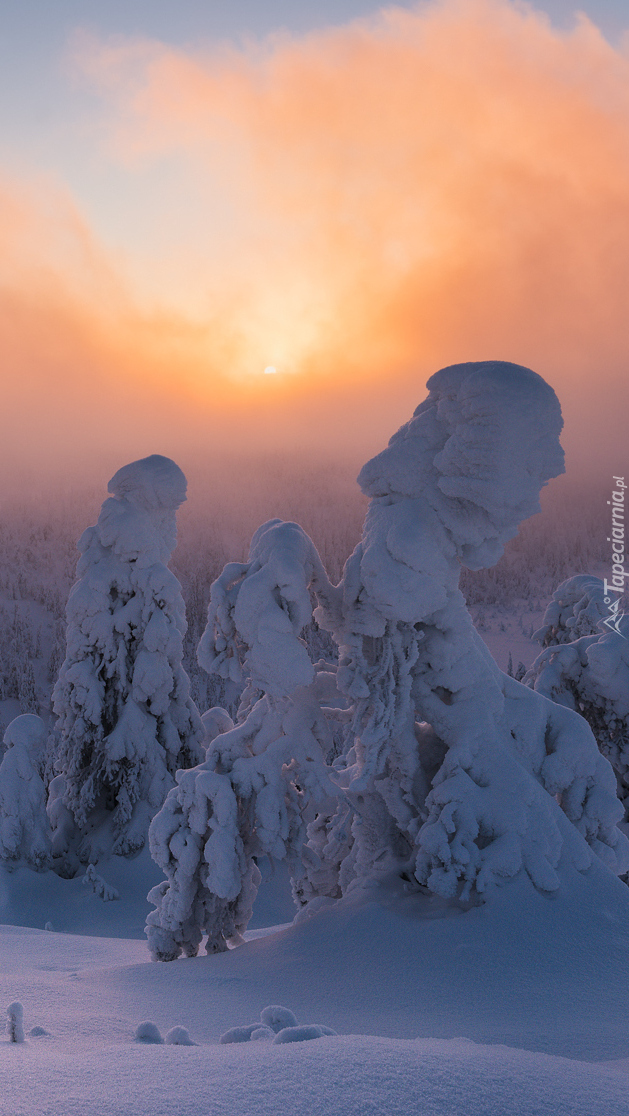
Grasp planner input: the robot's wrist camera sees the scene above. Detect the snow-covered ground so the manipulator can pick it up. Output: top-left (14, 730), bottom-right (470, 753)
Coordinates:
top-left (3, 858), bottom-right (629, 1115)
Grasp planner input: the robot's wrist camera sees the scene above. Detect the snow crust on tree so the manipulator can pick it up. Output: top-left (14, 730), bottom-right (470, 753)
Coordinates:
top-left (526, 622), bottom-right (629, 810)
top-left (533, 575), bottom-right (608, 647)
top-left (201, 707), bottom-right (234, 748)
top-left (146, 520), bottom-right (340, 960)
top-left (46, 775), bottom-right (76, 864)
top-left (0, 715), bottom-right (51, 871)
top-left (51, 455), bottom-right (204, 866)
top-left (306, 361), bottom-right (629, 902)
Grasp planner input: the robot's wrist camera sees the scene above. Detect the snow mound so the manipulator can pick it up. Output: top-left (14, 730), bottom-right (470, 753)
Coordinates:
top-left (274, 1024), bottom-right (337, 1043)
top-left (220, 1024), bottom-right (262, 1044)
top-left (165, 1025), bottom-right (196, 1046)
top-left (250, 1026), bottom-right (274, 1041)
top-left (221, 1005), bottom-right (336, 1046)
top-left (134, 1021), bottom-right (163, 1044)
top-left (260, 1005), bottom-right (298, 1033)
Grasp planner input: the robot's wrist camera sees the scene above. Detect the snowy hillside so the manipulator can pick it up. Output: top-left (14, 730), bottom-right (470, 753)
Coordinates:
top-left (3, 863), bottom-right (629, 1115)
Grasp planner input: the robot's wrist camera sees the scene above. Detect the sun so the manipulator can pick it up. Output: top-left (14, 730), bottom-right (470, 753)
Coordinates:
top-left (264, 365), bottom-right (277, 375)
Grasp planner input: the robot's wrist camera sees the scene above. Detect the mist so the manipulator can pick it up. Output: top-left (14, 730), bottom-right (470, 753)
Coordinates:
top-left (1, 0), bottom-right (628, 504)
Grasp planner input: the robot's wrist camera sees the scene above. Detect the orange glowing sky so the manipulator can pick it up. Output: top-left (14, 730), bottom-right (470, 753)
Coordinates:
top-left (2, 0), bottom-right (629, 492)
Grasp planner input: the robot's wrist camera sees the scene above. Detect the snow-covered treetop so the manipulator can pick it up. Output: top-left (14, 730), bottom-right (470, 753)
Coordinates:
top-left (358, 360), bottom-right (565, 572)
top-left (533, 575), bottom-right (608, 647)
top-left (0, 714), bottom-right (50, 870)
top-left (90, 454), bottom-right (187, 567)
top-left (199, 518), bottom-right (337, 699)
top-left (3, 714), bottom-right (46, 760)
top-left (107, 455), bottom-right (187, 512)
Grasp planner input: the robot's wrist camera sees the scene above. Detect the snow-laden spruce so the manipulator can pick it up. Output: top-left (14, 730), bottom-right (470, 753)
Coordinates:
top-left (146, 520), bottom-right (341, 960)
top-left (51, 455), bottom-right (204, 866)
top-left (0, 715), bottom-right (51, 871)
top-left (526, 587), bottom-right (629, 814)
top-left (533, 575), bottom-right (609, 647)
top-left (306, 361), bottom-right (629, 901)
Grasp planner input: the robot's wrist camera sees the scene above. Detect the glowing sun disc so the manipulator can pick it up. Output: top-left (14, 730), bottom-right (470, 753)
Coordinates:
top-left (264, 365), bottom-right (277, 374)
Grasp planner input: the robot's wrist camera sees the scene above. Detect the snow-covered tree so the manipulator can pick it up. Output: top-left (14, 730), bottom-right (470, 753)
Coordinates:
top-left (532, 575), bottom-right (608, 648)
top-left (526, 618), bottom-right (629, 812)
top-left (146, 520), bottom-right (340, 960)
top-left (305, 361), bottom-right (628, 902)
top-left (51, 455), bottom-right (204, 865)
top-left (0, 715), bottom-right (51, 870)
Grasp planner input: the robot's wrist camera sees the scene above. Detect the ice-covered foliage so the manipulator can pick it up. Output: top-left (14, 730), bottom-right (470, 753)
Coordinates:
top-left (533, 575), bottom-right (608, 647)
top-left (526, 623), bottom-right (629, 810)
top-left (0, 715), bottom-right (51, 871)
top-left (304, 361), bottom-right (629, 902)
top-left (146, 521), bottom-right (340, 960)
top-left (51, 456), bottom-right (204, 865)
top-left (201, 707), bottom-right (234, 748)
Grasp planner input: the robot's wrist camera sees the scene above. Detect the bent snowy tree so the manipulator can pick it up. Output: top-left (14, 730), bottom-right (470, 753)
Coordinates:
top-left (146, 520), bottom-right (341, 960)
top-left (146, 362), bottom-right (629, 959)
top-left (51, 455), bottom-right (204, 868)
top-left (306, 361), bottom-right (628, 901)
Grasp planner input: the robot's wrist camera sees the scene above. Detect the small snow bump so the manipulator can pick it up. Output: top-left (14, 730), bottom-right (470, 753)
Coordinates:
top-left (250, 1025), bottom-right (274, 1041)
top-left (260, 1005), bottom-right (298, 1033)
top-left (165, 1026), bottom-right (196, 1046)
top-left (219, 1024), bottom-right (261, 1044)
top-left (135, 1021), bottom-right (164, 1044)
top-left (273, 1024), bottom-right (336, 1044)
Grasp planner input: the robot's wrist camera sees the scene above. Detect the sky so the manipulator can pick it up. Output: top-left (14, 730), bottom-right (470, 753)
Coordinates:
top-left (1, 0), bottom-right (629, 496)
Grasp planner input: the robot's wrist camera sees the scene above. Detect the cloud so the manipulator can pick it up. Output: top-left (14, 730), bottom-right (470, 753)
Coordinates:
top-left (3, 0), bottom-right (629, 491)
